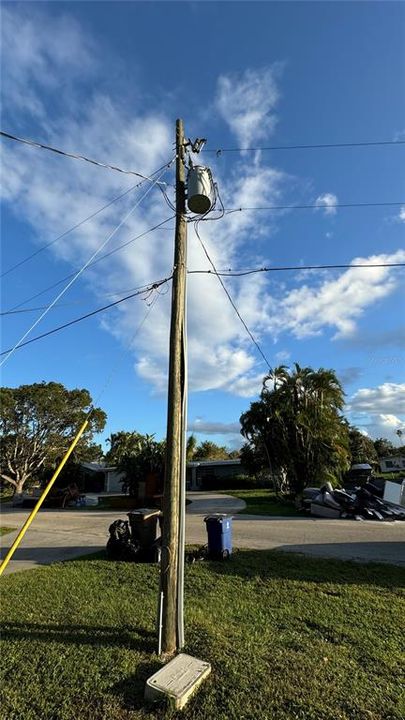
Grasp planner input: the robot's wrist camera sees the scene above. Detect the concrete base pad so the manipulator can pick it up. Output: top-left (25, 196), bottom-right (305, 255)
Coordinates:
top-left (145, 653), bottom-right (211, 709)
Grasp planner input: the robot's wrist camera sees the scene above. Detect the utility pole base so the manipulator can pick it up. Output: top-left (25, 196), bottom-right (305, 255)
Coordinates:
top-left (145, 653), bottom-right (211, 710)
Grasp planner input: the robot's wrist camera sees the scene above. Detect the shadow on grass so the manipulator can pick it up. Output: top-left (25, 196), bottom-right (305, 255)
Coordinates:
top-left (205, 547), bottom-right (405, 589)
top-left (0, 621), bottom-right (157, 653)
top-left (0, 545), bottom-right (106, 563)
top-left (110, 659), bottom-right (163, 713)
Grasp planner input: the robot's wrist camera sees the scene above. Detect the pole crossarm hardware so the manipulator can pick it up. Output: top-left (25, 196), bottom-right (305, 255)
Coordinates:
top-left (0, 416), bottom-right (90, 577)
top-left (159, 119), bottom-right (188, 657)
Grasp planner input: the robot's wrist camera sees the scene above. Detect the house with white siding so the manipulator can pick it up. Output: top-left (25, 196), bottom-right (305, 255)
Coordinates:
top-left (379, 456), bottom-right (405, 473)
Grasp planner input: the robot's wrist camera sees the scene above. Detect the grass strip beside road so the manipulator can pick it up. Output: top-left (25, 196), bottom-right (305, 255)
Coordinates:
top-left (0, 550), bottom-right (404, 720)
top-left (222, 488), bottom-right (300, 516)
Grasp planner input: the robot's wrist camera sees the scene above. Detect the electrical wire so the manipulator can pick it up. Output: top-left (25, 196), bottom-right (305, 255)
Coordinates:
top-left (222, 201), bottom-right (404, 213)
top-left (0, 162), bottom-right (174, 367)
top-left (4, 260), bottom-right (404, 318)
top-left (188, 262), bottom-right (405, 277)
top-left (159, 184), bottom-right (177, 212)
top-left (89, 291), bottom-right (161, 409)
top-left (0, 130), bottom-right (173, 186)
top-left (193, 222), bottom-right (272, 369)
top-left (0, 281), bottom-right (162, 316)
top-left (205, 139), bottom-right (405, 154)
top-left (1, 159), bottom-right (173, 279)
top-left (5, 215), bottom-right (175, 313)
top-left (3, 256), bottom-right (404, 355)
top-left (0, 276), bottom-right (172, 356)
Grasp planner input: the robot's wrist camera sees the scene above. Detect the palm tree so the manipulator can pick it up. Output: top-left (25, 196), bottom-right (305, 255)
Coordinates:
top-left (262, 365), bottom-right (289, 394)
top-left (242, 364), bottom-right (349, 494)
top-left (186, 434), bottom-right (198, 461)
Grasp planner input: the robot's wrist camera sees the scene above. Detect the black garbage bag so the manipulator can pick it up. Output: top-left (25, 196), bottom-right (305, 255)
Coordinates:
top-left (106, 519), bottom-right (140, 561)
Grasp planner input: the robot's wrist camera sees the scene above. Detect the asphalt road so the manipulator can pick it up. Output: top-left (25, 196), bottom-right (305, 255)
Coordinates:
top-left (1, 492), bottom-right (404, 575)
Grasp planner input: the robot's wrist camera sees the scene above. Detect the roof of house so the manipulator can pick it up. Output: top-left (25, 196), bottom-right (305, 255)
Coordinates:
top-left (80, 462), bottom-right (117, 472)
top-left (380, 455), bottom-right (405, 461)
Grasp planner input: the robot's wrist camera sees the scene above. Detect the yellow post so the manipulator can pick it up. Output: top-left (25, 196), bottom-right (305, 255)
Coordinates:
top-left (0, 417), bottom-right (90, 577)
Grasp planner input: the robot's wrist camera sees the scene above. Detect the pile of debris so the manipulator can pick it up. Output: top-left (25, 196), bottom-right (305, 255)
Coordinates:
top-left (303, 480), bottom-right (405, 521)
top-left (106, 509), bottom-right (162, 562)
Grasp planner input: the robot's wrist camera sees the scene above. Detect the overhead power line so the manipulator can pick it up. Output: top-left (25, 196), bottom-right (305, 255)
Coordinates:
top-left (2, 261), bottom-right (403, 354)
top-left (193, 223), bottom-right (272, 369)
top-left (188, 262), bottom-right (405, 277)
top-left (91, 291), bottom-right (161, 409)
top-left (0, 130), bottom-right (173, 185)
top-left (0, 277), bottom-right (172, 357)
top-left (222, 201), bottom-right (404, 213)
top-left (0, 163), bottom-right (173, 367)
top-left (1, 183), bottom-right (142, 279)
top-left (1, 153), bottom-right (175, 279)
top-left (2, 186), bottom-right (402, 310)
top-left (5, 215), bottom-right (175, 313)
top-left (0, 282), bottom-right (159, 316)
top-left (205, 139), bottom-right (405, 154)
top-left (3, 261), bottom-right (404, 318)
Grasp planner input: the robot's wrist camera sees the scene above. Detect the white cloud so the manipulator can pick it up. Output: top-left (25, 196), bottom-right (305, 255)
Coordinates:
top-left (355, 414), bottom-right (404, 443)
top-left (227, 372), bottom-right (267, 398)
top-left (398, 206), bottom-right (405, 222)
top-left (1, 7), bottom-right (404, 402)
top-left (274, 250), bottom-right (405, 339)
top-left (315, 193), bottom-right (338, 216)
top-left (348, 383), bottom-right (405, 415)
top-left (215, 66), bottom-right (281, 148)
top-left (347, 383), bottom-right (405, 442)
top-left (1, 8), bottom-right (288, 398)
top-left (2, 6), bottom-right (95, 119)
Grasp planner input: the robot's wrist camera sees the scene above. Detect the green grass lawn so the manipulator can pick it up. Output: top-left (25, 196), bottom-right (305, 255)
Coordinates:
top-left (0, 527), bottom-right (16, 537)
top-left (1, 551), bottom-right (404, 720)
top-left (223, 488), bottom-right (300, 516)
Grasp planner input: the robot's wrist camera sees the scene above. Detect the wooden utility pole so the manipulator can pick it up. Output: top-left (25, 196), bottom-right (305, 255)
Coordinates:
top-left (160, 119), bottom-right (187, 656)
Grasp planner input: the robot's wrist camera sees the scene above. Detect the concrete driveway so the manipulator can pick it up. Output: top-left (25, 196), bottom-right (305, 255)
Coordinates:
top-left (186, 491), bottom-right (246, 514)
top-left (1, 493), bottom-right (404, 574)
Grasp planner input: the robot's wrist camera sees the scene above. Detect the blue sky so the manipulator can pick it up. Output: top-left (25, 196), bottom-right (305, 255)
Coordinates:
top-left (1, 1), bottom-right (404, 451)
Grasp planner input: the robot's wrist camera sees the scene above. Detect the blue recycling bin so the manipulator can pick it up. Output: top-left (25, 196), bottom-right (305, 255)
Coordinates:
top-left (204, 514), bottom-right (233, 559)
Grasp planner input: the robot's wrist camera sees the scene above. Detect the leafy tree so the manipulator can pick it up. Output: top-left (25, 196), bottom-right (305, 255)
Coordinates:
top-left (0, 382), bottom-right (106, 495)
top-left (111, 432), bottom-right (166, 497)
top-left (239, 442), bottom-right (267, 476)
top-left (104, 431), bottom-right (147, 465)
top-left (240, 364), bottom-right (350, 495)
top-left (186, 434), bottom-right (198, 461)
top-left (373, 437), bottom-right (396, 458)
top-left (348, 426), bottom-right (378, 465)
top-left (194, 440), bottom-right (231, 461)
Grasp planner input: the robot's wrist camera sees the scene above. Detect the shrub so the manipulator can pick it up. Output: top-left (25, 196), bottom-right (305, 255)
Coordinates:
top-left (201, 473), bottom-right (260, 491)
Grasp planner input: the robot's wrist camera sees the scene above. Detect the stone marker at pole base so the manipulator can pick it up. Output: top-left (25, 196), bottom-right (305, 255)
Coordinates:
top-left (144, 653), bottom-right (211, 710)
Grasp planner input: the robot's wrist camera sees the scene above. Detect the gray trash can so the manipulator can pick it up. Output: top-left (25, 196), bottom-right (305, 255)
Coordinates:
top-left (127, 508), bottom-right (161, 549)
